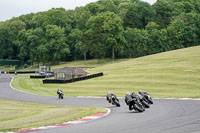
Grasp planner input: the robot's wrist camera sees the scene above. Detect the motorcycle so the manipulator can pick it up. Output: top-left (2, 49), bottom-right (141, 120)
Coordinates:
top-left (107, 94), bottom-right (120, 107)
top-left (58, 93), bottom-right (64, 99)
top-left (125, 94), bottom-right (145, 112)
top-left (57, 90), bottom-right (64, 99)
top-left (138, 93), bottom-right (150, 108)
top-left (138, 91), bottom-right (153, 104)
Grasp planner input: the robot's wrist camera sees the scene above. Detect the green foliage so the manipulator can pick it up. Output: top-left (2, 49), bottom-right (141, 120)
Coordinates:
top-left (124, 1), bottom-right (156, 29)
top-left (153, 0), bottom-right (173, 28)
top-left (86, 11), bottom-right (124, 61)
top-left (45, 25), bottom-right (70, 64)
top-left (146, 22), bottom-right (168, 54)
top-left (124, 28), bottom-right (148, 57)
top-left (167, 18), bottom-right (185, 50)
top-left (0, 0), bottom-right (200, 65)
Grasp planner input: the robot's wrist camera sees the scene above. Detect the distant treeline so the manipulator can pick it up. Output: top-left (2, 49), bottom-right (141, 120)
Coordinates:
top-left (0, 0), bottom-right (200, 65)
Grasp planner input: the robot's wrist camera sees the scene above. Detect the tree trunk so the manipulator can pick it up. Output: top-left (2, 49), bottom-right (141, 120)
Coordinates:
top-left (112, 46), bottom-right (115, 63)
top-left (84, 51), bottom-right (87, 61)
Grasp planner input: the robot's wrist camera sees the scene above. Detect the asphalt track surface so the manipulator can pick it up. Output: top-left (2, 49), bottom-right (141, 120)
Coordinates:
top-left (0, 74), bottom-right (200, 133)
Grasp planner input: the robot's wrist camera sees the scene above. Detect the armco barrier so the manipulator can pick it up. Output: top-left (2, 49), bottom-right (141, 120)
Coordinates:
top-left (43, 72), bottom-right (103, 84)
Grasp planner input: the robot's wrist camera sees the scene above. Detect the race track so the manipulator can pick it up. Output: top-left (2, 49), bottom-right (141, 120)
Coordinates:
top-left (0, 74), bottom-right (200, 133)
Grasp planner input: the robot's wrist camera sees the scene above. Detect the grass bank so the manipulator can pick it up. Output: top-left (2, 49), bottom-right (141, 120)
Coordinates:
top-left (12, 46), bottom-right (200, 98)
top-left (0, 99), bottom-right (106, 132)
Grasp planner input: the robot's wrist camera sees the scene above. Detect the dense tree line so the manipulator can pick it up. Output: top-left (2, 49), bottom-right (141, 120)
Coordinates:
top-left (0, 0), bottom-right (200, 65)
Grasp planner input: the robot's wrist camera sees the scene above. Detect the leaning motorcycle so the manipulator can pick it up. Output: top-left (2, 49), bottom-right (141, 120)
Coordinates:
top-left (138, 94), bottom-right (150, 108)
top-left (126, 94), bottom-right (145, 112)
top-left (108, 95), bottom-right (120, 107)
top-left (58, 92), bottom-right (64, 99)
top-left (139, 91), bottom-right (153, 104)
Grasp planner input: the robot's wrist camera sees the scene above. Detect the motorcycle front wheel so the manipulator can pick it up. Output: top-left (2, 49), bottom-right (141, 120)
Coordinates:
top-left (134, 104), bottom-right (144, 112)
top-left (114, 100), bottom-right (120, 107)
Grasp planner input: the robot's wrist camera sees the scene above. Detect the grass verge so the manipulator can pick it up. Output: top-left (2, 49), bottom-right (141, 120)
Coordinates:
top-left (0, 99), bottom-right (106, 132)
top-left (12, 46), bottom-right (200, 98)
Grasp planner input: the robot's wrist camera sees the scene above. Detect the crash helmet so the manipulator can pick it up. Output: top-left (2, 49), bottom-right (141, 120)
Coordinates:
top-left (131, 92), bottom-right (136, 95)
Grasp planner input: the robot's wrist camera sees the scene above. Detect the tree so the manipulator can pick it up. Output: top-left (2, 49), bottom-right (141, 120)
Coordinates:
top-left (146, 22), bottom-right (168, 54)
top-left (85, 2), bottom-right (103, 15)
top-left (17, 29), bottom-right (30, 61)
top-left (102, 12), bottom-right (125, 62)
top-left (124, 28), bottom-right (149, 58)
top-left (67, 29), bottom-right (83, 60)
top-left (18, 13), bottom-right (35, 29)
top-left (97, 0), bottom-right (118, 13)
top-left (86, 11), bottom-right (124, 61)
top-left (86, 14), bottom-right (106, 60)
top-left (117, 1), bottom-right (134, 27)
top-left (179, 13), bottom-right (200, 47)
top-left (124, 1), bottom-right (156, 29)
top-left (153, 0), bottom-right (173, 28)
top-left (31, 12), bottom-right (47, 29)
top-left (43, 8), bottom-right (71, 28)
top-left (0, 23), bottom-right (12, 59)
top-left (73, 7), bottom-right (92, 61)
top-left (0, 19), bottom-right (26, 59)
top-left (172, 1), bottom-right (195, 16)
top-left (27, 28), bottom-right (45, 65)
top-left (45, 25), bottom-right (70, 64)
top-left (167, 18), bottom-right (185, 50)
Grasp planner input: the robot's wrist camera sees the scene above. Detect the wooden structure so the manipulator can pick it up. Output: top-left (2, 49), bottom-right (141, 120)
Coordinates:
top-left (54, 67), bottom-right (88, 80)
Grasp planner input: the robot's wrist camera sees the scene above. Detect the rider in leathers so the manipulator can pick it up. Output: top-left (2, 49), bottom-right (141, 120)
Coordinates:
top-left (57, 89), bottom-right (63, 99)
top-left (106, 92), bottom-right (119, 104)
top-left (125, 92), bottom-right (138, 110)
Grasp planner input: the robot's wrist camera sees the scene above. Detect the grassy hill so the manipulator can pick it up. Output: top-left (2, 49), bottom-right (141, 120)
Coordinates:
top-left (12, 46), bottom-right (200, 98)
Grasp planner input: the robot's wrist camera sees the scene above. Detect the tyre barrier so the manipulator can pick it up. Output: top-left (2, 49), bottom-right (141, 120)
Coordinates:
top-left (30, 75), bottom-right (54, 79)
top-left (42, 72), bottom-right (104, 84)
top-left (30, 75), bottom-right (46, 78)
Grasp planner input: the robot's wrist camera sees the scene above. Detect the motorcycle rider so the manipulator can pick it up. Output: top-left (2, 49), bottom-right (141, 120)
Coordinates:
top-left (139, 90), bottom-right (147, 95)
top-left (131, 92), bottom-right (137, 97)
top-left (138, 90), bottom-right (153, 104)
top-left (125, 92), bottom-right (134, 110)
top-left (57, 89), bottom-right (63, 99)
top-left (106, 92), bottom-right (119, 104)
top-left (125, 92), bottom-right (139, 110)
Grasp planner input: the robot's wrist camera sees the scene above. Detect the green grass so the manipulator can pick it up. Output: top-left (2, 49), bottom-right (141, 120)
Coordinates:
top-left (12, 46), bottom-right (200, 98)
top-left (0, 99), bottom-right (106, 132)
top-left (0, 65), bottom-right (16, 72)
